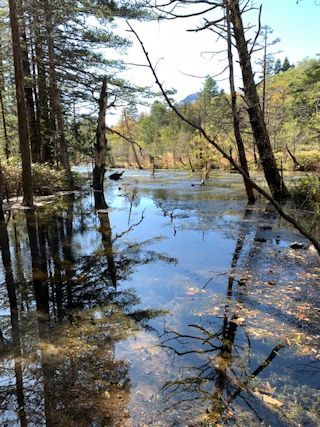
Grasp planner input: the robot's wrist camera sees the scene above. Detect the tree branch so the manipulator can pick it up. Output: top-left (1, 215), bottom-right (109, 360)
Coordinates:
top-left (126, 20), bottom-right (320, 255)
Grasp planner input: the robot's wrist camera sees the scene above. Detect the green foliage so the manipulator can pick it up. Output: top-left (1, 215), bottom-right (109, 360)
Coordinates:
top-left (109, 79), bottom-right (233, 170)
top-left (263, 58), bottom-right (319, 165)
top-left (291, 174), bottom-right (320, 211)
top-left (106, 58), bottom-right (320, 173)
top-left (2, 159), bottom-right (76, 198)
top-left (282, 57), bottom-right (292, 72)
top-left (274, 58), bottom-right (282, 74)
top-left (0, 0), bottom-right (149, 166)
top-left (296, 150), bottom-right (320, 171)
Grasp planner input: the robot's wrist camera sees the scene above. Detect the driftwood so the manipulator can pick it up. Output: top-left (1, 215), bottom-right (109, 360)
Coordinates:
top-left (286, 146), bottom-right (301, 170)
top-left (109, 171), bottom-right (124, 181)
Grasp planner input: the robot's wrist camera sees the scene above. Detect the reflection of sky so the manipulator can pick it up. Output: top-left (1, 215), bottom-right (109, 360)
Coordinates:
top-left (1, 170), bottom-right (319, 425)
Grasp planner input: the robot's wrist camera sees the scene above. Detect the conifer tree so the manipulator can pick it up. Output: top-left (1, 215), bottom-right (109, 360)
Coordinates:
top-left (282, 57), bottom-right (291, 71)
top-left (8, 0), bottom-right (34, 206)
top-left (274, 58), bottom-right (282, 74)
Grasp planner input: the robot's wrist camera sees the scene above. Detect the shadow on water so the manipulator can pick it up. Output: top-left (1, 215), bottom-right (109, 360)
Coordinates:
top-left (0, 170), bottom-right (319, 425)
top-left (156, 209), bottom-right (287, 425)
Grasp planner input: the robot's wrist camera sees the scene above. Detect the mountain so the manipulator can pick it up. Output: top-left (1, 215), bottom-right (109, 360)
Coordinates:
top-left (179, 92), bottom-right (200, 105)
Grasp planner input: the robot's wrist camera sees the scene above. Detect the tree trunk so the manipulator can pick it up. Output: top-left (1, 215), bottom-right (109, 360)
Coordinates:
top-left (29, 22), bottom-right (42, 161)
top-left (44, 0), bottom-right (72, 180)
top-left (9, 0), bottom-right (34, 207)
top-left (0, 89), bottom-right (10, 159)
top-left (19, 0), bottom-right (40, 163)
top-left (225, 1), bottom-right (255, 203)
top-left (262, 29), bottom-right (267, 121)
top-left (0, 161), bottom-right (4, 221)
top-left (0, 45), bottom-right (11, 159)
top-left (286, 146), bottom-right (301, 170)
top-left (228, 0), bottom-right (288, 201)
top-left (93, 78), bottom-right (108, 191)
top-left (0, 220), bottom-right (27, 426)
top-left (33, 8), bottom-right (51, 163)
top-left (124, 110), bottom-right (143, 170)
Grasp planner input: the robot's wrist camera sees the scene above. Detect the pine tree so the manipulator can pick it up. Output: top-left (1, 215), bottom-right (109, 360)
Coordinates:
top-left (274, 59), bottom-right (282, 74)
top-left (282, 57), bottom-right (291, 71)
top-left (8, 0), bottom-right (34, 206)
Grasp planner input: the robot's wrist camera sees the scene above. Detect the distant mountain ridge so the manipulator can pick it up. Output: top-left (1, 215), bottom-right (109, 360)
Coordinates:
top-left (179, 92), bottom-right (200, 105)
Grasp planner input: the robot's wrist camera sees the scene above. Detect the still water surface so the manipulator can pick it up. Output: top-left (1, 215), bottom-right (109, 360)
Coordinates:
top-left (0, 170), bottom-right (319, 426)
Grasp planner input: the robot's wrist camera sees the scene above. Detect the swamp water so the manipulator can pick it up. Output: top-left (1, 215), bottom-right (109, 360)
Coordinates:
top-left (0, 170), bottom-right (319, 426)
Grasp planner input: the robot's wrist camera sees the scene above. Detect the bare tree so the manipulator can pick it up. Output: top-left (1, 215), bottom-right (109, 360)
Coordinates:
top-left (127, 21), bottom-right (320, 255)
top-left (227, 0), bottom-right (288, 200)
top-left (123, 109), bottom-right (143, 170)
top-left (225, 0), bottom-right (255, 203)
top-left (93, 77), bottom-right (108, 193)
top-left (153, 0), bottom-right (288, 200)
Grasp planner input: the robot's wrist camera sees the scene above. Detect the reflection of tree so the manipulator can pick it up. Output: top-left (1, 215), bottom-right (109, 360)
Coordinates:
top-left (0, 222), bottom-right (27, 426)
top-left (0, 193), bottom-right (171, 425)
top-left (158, 209), bottom-right (285, 425)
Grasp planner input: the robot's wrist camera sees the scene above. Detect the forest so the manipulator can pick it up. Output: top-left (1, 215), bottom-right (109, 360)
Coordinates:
top-left (0, 0), bottom-right (320, 425)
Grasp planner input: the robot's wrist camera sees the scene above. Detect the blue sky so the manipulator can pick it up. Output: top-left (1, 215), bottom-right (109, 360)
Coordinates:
top-left (109, 0), bottom-right (320, 122)
top-left (262, 0), bottom-right (319, 61)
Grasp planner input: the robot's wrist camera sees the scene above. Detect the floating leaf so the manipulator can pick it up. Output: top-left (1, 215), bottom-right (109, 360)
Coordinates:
top-left (254, 391), bottom-right (283, 407)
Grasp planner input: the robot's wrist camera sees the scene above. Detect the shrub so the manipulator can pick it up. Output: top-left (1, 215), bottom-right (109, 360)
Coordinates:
top-left (2, 159), bottom-right (73, 198)
top-left (32, 163), bottom-right (70, 195)
top-left (296, 150), bottom-right (320, 171)
top-left (291, 174), bottom-right (320, 212)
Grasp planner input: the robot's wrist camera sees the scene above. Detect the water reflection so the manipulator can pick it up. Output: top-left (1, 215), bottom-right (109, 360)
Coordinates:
top-left (0, 171), bottom-right (319, 426)
top-left (0, 193), bottom-right (170, 425)
top-left (157, 210), bottom-right (285, 424)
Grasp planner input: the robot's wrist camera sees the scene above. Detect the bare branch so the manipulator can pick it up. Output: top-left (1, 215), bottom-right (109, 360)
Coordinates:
top-left (126, 21), bottom-right (320, 255)
top-left (106, 126), bottom-right (144, 153)
top-left (249, 4), bottom-right (262, 55)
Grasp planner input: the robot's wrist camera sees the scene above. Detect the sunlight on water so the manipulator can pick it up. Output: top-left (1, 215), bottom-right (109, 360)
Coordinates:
top-left (0, 170), bottom-right (319, 426)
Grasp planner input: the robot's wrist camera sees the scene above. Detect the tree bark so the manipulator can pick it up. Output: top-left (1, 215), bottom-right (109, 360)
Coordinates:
top-left (128, 21), bottom-right (320, 254)
top-left (0, 44), bottom-right (11, 159)
top-left (44, 0), bottom-right (71, 180)
top-left (93, 78), bottom-right (108, 191)
top-left (19, 0), bottom-right (40, 163)
top-left (286, 146), bottom-right (301, 170)
top-left (0, 89), bottom-right (10, 159)
top-left (228, 0), bottom-right (288, 201)
top-left (33, 7), bottom-right (51, 163)
top-left (225, 1), bottom-right (255, 203)
top-left (0, 161), bottom-right (4, 221)
top-left (9, 0), bottom-right (34, 207)
top-left (124, 110), bottom-right (143, 170)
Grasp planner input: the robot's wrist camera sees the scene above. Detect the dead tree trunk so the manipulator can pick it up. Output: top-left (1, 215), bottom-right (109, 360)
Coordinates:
top-left (286, 146), bottom-right (301, 170)
top-left (93, 78), bottom-right (108, 191)
top-left (128, 21), bottom-right (320, 255)
top-left (124, 110), bottom-right (143, 170)
top-left (228, 0), bottom-right (288, 201)
top-left (9, 0), bottom-right (34, 207)
top-left (225, 0), bottom-right (255, 203)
